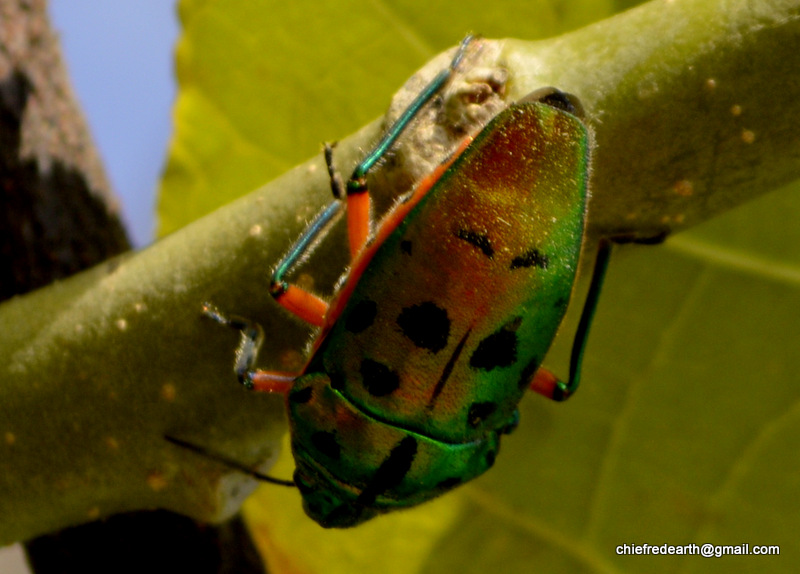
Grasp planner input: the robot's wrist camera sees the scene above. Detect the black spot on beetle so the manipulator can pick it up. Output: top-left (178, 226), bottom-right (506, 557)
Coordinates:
top-left (397, 302), bottom-right (450, 353)
top-left (456, 229), bottom-right (494, 258)
top-left (361, 358), bottom-right (400, 396)
top-left (311, 431), bottom-right (341, 460)
top-left (356, 436), bottom-right (418, 507)
top-left (470, 323), bottom-right (519, 371)
top-left (400, 240), bottom-right (413, 255)
top-left (345, 299), bottom-right (377, 333)
top-left (553, 296), bottom-right (568, 309)
top-left (467, 401), bottom-right (498, 428)
top-left (429, 328), bottom-right (472, 406)
top-left (289, 386), bottom-right (313, 404)
top-left (510, 248), bottom-right (549, 270)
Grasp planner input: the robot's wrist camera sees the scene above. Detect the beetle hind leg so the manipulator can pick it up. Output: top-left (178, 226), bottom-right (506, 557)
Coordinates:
top-left (526, 239), bottom-right (613, 402)
top-left (529, 368), bottom-right (572, 402)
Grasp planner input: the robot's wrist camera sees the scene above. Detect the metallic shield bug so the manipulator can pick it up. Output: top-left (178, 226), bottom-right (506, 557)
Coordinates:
top-left (202, 36), bottom-right (611, 527)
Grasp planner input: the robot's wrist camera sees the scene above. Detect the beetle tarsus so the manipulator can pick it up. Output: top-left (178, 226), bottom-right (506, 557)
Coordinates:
top-left (201, 302), bottom-right (264, 388)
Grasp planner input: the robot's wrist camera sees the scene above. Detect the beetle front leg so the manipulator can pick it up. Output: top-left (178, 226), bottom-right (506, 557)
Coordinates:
top-left (271, 36), bottom-right (477, 323)
top-left (338, 34), bottom-right (476, 258)
top-left (267, 199), bottom-right (342, 327)
top-left (202, 303), bottom-right (297, 394)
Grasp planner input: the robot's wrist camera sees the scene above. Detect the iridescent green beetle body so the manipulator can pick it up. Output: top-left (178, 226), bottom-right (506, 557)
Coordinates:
top-left (321, 103), bottom-right (588, 440)
top-left (289, 102), bottom-right (588, 525)
top-left (198, 37), bottom-right (609, 528)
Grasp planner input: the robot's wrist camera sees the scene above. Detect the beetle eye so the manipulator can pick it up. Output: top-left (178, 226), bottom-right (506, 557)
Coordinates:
top-left (519, 87), bottom-right (585, 119)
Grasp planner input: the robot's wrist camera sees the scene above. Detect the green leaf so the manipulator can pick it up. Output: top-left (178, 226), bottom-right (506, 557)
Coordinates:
top-left (159, 0), bottom-right (616, 236)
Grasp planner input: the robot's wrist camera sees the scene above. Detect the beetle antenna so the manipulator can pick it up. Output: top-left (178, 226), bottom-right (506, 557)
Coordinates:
top-left (165, 435), bottom-right (295, 487)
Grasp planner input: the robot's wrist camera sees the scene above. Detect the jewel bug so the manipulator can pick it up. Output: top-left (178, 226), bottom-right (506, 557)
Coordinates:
top-left (202, 35), bottom-right (611, 528)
